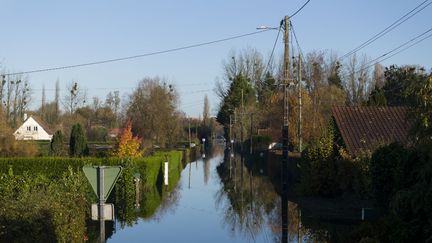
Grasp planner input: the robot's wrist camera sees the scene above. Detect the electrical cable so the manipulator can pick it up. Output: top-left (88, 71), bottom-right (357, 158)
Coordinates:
top-left (339, 0), bottom-right (431, 60)
top-left (262, 25), bottom-right (282, 77)
top-left (290, 21), bottom-right (307, 66)
top-left (356, 27), bottom-right (432, 73)
top-left (4, 30), bottom-right (271, 76)
top-left (289, 0), bottom-right (312, 18)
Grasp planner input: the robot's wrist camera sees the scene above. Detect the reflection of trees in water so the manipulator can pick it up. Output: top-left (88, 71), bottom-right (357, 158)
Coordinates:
top-left (216, 150), bottom-right (331, 243)
top-left (203, 144), bottom-right (225, 185)
top-left (154, 183), bottom-right (182, 220)
top-left (215, 152), bottom-right (279, 242)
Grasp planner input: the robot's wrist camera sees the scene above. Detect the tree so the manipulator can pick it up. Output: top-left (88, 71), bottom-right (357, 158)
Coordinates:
top-left (50, 130), bottom-right (65, 156)
top-left (382, 65), bottom-right (427, 106)
top-left (105, 91), bottom-right (121, 126)
top-left (69, 123), bottom-right (88, 157)
top-left (63, 82), bottom-right (86, 114)
top-left (343, 54), bottom-right (372, 105)
top-left (0, 110), bottom-right (37, 156)
top-left (203, 95), bottom-right (210, 126)
top-left (114, 120), bottom-right (142, 158)
top-left (55, 79), bottom-right (60, 117)
top-left (216, 73), bottom-right (255, 130)
top-left (0, 75), bottom-right (31, 127)
top-left (327, 61), bottom-right (343, 89)
top-left (126, 77), bottom-right (180, 148)
top-left (367, 86), bottom-right (387, 106)
top-left (405, 71), bottom-right (432, 144)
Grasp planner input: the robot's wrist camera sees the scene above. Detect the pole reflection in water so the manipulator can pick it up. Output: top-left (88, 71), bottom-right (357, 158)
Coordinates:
top-left (282, 157), bottom-right (288, 243)
top-left (102, 145), bottom-right (327, 242)
top-left (216, 148), bottom-right (317, 243)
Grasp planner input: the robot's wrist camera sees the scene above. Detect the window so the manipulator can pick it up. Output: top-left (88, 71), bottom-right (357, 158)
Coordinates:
top-left (27, 126), bottom-right (31, 131)
top-left (34, 126), bottom-right (38, 131)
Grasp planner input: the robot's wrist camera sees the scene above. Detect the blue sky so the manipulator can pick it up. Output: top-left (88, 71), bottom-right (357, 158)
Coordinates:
top-left (1, 0), bottom-right (430, 117)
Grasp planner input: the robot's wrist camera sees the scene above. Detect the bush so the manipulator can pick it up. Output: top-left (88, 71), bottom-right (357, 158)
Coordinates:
top-left (69, 123), bottom-right (89, 157)
top-left (0, 168), bottom-right (87, 242)
top-left (50, 130), bottom-right (65, 156)
top-left (370, 143), bottom-right (409, 207)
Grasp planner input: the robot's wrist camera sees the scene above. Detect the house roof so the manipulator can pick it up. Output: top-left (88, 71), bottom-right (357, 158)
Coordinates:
top-left (332, 106), bottom-right (410, 157)
top-left (27, 115), bottom-right (53, 135)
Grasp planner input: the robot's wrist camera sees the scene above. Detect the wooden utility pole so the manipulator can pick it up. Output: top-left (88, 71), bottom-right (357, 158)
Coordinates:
top-left (250, 113), bottom-right (253, 155)
top-left (188, 118), bottom-right (192, 148)
top-left (240, 89), bottom-right (244, 156)
top-left (298, 54), bottom-right (302, 152)
top-left (281, 15), bottom-right (290, 243)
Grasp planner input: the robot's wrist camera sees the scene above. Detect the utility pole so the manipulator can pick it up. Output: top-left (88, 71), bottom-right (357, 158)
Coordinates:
top-left (298, 54), bottom-right (302, 152)
top-left (188, 118), bottom-right (192, 148)
top-left (229, 115), bottom-right (233, 148)
top-left (281, 15), bottom-right (290, 243)
top-left (240, 89), bottom-right (244, 156)
top-left (250, 113), bottom-right (253, 155)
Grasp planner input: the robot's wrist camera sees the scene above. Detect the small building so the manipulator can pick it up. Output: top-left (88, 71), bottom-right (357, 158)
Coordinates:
top-left (108, 128), bottom-right (121, 139)
top-left (332, 106), bottom-right (410, 157)
top-left (14, 115), bottom-right (53, 141)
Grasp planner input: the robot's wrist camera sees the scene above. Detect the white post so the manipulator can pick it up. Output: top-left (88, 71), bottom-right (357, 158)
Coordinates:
top-left (164, 161), bottom-right (169, 186)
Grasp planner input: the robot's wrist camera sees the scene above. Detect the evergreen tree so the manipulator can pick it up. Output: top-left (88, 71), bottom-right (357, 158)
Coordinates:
top-left (216, 73), bottom-right (255, 127)
top-left (69, 123), bottom-right (88, 157)
top-left (328, 61), bottom-right (343, 89)
top-left (50, 130), bottom-right (65, 156)
top-left (367, 86), bottom-right (387, 106)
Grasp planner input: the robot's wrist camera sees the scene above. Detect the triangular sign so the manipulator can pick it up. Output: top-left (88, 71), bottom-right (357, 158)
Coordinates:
top-left (83, 166), bottom-right (123, 201)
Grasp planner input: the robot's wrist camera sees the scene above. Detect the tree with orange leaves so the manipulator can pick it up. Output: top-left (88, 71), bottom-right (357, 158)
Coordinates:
top-left (114, 120), bottom-right (142, 158)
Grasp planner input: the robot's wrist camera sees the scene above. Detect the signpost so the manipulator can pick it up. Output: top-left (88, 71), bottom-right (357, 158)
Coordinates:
top-left (83, 166), bottom-right (122, 243)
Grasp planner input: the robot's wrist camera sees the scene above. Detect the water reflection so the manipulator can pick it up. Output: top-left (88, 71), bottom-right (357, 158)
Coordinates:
top-left (93, 145), bottom-right (344, 242)
top-left (216, 149), bottom-right (327, 243)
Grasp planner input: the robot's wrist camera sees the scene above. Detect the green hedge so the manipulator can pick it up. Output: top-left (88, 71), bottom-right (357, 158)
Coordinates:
top-left (0, 150), bottom-right (186, 237)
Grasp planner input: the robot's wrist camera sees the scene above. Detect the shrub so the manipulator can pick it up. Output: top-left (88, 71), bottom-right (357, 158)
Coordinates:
top-left (370, 143), bottom-right (409, 207)
top-left (113, 121), bottom-right (142, 158)
top-left (0, 168), bottom-right (87, 242)
top-left (50, 130), bottom-right (65, 156)
top-left (69, 123), bottom-right (89, 157)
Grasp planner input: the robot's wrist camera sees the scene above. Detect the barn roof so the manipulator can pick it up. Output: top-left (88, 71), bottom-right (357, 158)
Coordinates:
top-left (332, 106), bottom-right (410, 157)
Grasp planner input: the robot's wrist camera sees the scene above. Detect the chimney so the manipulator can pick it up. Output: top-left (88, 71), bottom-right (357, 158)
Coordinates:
top-left (23, 113), bottom-right (28, 121)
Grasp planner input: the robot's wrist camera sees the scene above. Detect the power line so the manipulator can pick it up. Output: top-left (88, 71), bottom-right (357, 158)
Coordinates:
top-left (356, 27), bottom-right (432, 73)
top-left (340, 0), bottom-right (432, 60)
top-left (262, 25), bottom-right (282, 76)
top-left (290, 21), bottom-right (306, 67)
top-left (4, 30), bottom-right (271, 76)
top-left (363, 27), bottom-right (432, 67)
top-left (290, 0), bottom-right (312, 18)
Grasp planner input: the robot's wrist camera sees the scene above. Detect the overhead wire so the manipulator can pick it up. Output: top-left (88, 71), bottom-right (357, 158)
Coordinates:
top-left (356, 26), bottom-right (432, 73)
top-left (289, 0), bottom-right (312, 18)
top-left (4, 30), bottom-right (271, 76)
top-left (262, 25), bottom-right (282, 77)
top-left (339, 0), bottom-right (432, 60)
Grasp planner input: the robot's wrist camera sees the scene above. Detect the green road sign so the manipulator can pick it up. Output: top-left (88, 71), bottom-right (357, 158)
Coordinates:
top-left (83, 166), bottom-right (122, 201)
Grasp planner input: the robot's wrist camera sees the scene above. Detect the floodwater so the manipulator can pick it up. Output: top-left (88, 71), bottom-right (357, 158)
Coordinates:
top-left (101, 145), bottom-right (340, 243)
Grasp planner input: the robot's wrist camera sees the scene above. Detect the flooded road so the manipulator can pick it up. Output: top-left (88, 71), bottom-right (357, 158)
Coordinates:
top-left (105, 145), bottom-right (329, 243)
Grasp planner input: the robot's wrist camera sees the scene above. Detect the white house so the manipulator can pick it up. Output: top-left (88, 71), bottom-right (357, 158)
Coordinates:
top-left (14, 115), bottom-right (53, 141)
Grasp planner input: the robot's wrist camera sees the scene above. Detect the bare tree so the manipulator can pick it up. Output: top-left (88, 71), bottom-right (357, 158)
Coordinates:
top-left (344, 54), bottom-right (372, 105)
top-left (372, 63), bottom-right (385, 88)
top-left (63, 81), bottom-right (86, 114)
top-left (0, 74), bottom-right (31, 127)
top-left (203, 95), bottom-right (210, 126)
top-left (55, 79), bottom-right (60, 117)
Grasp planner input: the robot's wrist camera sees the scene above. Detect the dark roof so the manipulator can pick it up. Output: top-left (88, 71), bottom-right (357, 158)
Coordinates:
top-left (332, 106), bottom-right (410, 157)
